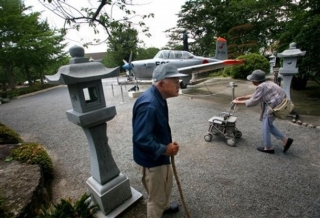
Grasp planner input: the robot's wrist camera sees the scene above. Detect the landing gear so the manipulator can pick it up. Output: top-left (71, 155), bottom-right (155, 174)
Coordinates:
top-left (128, 85), bottom-right (139, 92)
top-left (180, 81), bottom-right (187, 89)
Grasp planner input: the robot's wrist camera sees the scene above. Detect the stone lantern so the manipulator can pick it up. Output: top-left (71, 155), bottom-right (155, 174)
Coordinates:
top-left (45, 45), bottom-right (142, 217)
top-left (277, 42), bottom-right (306, 100)
top-left (269, 54), bottom-right (276, 74)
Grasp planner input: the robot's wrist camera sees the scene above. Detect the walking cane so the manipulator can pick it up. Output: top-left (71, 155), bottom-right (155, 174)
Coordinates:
top-left (171, 156), bottom-right (192, 218)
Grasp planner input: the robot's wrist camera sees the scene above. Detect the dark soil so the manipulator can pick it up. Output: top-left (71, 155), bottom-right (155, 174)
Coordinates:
top-left (291, 80), bottom-right (320, 116)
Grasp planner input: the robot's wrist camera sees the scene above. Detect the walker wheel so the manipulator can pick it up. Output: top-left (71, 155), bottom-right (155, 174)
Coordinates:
top-left (227, 138), bottom-right (236, 147)
top-left (234, 131), bottom-right (242, 138)
top-left (204, 133), bottom-right (213, 142)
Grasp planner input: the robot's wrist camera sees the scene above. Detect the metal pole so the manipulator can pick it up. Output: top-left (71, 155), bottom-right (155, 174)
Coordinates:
top-left (111, 83), bottom-right (114, 97)
top-left (120, 84), bottom-right (125, 104)
top-left (230, 82), bottom-right (237, 100)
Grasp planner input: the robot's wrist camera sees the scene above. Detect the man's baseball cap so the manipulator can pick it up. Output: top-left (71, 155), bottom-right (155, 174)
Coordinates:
top-left (247, 69), bottom-right (266, 82)
top-left (152, 63), bottom-right (187, 82)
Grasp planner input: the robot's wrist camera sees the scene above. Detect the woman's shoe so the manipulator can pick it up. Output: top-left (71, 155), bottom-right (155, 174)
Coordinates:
top-left (257, 147), bottom-right (275, 154)
top-left (283, 138), bottom-right (293, 153)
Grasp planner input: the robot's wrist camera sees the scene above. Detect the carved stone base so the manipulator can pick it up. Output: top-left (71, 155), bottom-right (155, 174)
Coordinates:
top-left (87, 174), bottom-right (142, 216)
top-left (95, 187), bottom-right (143, 218)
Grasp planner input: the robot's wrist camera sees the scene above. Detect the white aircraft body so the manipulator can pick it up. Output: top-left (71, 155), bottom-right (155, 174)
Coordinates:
top-left (122, 37), bottom-right (244, 88)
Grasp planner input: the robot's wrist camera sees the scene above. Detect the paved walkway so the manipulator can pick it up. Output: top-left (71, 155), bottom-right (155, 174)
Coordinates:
top-left (0, 77), bottom-right (319, 218)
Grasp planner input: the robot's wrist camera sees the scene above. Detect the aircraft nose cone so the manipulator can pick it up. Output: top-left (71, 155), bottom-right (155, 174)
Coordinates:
top-left (122, 63), bottom-right (130, 70)
top-left (122, 63), bottom-right (133, 70)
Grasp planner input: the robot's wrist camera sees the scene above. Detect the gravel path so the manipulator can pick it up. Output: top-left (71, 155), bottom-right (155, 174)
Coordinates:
top-left (0, 78), bottom-right (319, 218)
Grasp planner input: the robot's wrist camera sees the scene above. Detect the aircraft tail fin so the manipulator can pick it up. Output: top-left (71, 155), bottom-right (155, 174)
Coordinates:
top-left (215, 37), bottom-right (228, 60)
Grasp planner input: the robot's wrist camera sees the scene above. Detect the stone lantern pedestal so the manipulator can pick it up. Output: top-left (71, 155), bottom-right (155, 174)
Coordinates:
top-left (45, 45), bottom-right (142, 217)
top-left (277, 42), bottom-right (306, 100)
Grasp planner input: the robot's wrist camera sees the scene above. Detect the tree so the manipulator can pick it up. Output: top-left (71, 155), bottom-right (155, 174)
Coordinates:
top-left (0, 0), bottom-right (67, 89)
top-left (0, 0), bottom-right (25, 90)
top-left (278, 0), bottom-right (320, 89)
top-left (166, 0), bottom-right (289, 57)
top-left (135, 47), bottom-right (159, 60)
top-left (40, 0), bottom-right (154, 48)
top-left (294, 15), bottom-right (320, 85)
top-left (102, 24), bottom-right (139, 68)
top-left (167, 0), bottom-right (234, 56)
top-left (16, 12), bottom-right (67, 86)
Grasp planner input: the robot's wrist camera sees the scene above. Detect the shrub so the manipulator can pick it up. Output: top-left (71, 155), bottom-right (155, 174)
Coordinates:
top-left (223, 53), bottom-right (270, 79)
top-left (0, 123), bottom-right (22, 144)
top-left (38, 193), bottom-right (98, 218)
top-left (0, 84), bottom-right (56, 99)
top-left (11, 143), bottom-right (54, 182)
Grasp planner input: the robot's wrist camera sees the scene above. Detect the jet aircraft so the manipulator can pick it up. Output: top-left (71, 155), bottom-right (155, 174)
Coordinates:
top-left (122, 37), bottom-right (244, 88)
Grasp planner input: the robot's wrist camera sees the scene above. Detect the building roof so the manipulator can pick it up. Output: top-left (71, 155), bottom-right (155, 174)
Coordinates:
top-left (85, 52), bottom-right (107, 61)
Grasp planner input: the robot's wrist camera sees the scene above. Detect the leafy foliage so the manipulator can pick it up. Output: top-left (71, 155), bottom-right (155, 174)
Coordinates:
top-left (38, 193), bottom-right (98, 218)
top-left (11, 143), bottom-right (54, 182)
top-left (102, 24), bottom-right (139, 68)
top-left (276, 0), bottom-right (320, 88)
top-left (166, 0), bottom-right (288, 56)
top-left (165, 0), bottom-right (319, 89)
top-left (224, 53), bottom-right (269, 79)
top-left (0, 123), bottom-right (22, 144)
top-left (135, 47), bottom-right (159, 60)
top-left (0, 0), bottom-right (67, 90)
top-left (294, 15), bottom-right (320, 81)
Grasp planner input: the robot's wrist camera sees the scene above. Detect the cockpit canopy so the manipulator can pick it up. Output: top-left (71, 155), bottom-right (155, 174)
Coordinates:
top-left (154, 50), bottom-right (194, 59)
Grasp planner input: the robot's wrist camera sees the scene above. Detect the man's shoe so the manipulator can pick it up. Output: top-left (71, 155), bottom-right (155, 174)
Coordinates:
top-left (163, 202), bottom-right (179, 214)
top-left (257, 147), bottom-right (275, 154)
top-left (283, 138), bottom-right (293, 153)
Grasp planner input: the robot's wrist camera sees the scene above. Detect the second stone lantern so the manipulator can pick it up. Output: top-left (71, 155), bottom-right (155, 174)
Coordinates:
top-left (277, 42), bottom-right (306, 100)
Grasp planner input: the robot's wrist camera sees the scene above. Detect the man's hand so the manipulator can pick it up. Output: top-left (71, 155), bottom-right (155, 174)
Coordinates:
top-left (165, 142), bottom-right (179, 156)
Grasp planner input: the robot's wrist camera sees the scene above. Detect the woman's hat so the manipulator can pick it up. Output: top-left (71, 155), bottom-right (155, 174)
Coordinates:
top-left (247, 70), bottom-right (266, 82)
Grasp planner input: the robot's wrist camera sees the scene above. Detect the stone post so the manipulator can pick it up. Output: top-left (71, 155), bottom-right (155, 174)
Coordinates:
top-left (269, 54), bottom-right (276, 74)
top-left (277, 42), bottom-right (306, 100)
top-left (45, 45), bottom-right (142, 217)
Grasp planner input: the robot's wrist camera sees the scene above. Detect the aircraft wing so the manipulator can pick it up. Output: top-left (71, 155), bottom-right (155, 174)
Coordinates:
top-left (178, 59), bottom-right (244, 74)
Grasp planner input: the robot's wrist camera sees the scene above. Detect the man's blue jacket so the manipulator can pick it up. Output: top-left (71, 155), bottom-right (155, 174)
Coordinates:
top-left (132, 85), bottom-right (172, 168)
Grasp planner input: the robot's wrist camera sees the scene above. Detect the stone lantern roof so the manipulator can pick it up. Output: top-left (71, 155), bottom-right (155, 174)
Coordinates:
top-left (46, 45), bottom-right (120, 85)
top-left (277, 42), bottom-right (306, 58)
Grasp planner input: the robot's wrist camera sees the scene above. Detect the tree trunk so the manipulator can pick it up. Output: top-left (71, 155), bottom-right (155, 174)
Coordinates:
top-left (25, 64), bottom-right (32, 86)
top-left (5, 64), bottom-right (15, 90)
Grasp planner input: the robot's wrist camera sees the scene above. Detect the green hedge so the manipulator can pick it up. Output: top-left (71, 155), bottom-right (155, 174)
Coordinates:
top-left (0, 84), bottom-right (56, 99)
top-left (223, 53), bottom-right (270, 79)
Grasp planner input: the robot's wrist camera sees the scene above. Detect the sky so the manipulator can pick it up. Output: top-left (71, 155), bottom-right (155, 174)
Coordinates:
top-left (24, 0), bottom-right (187, 53)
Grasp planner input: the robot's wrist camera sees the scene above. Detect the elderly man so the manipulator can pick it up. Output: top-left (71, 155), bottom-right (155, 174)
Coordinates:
top-left (132, 63), bottom-right (187, 217)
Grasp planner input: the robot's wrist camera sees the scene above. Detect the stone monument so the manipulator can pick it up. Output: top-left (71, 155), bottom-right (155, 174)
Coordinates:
top-left (183, 30), bottom-right (189, 51)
